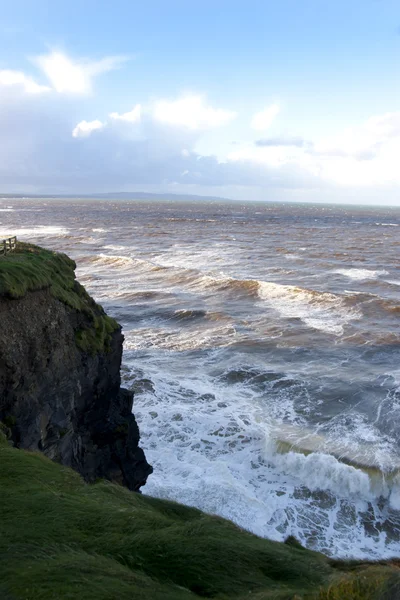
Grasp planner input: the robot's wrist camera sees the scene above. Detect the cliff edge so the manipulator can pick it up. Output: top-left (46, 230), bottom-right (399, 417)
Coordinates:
top-left (0, 242), bottom-right (152, 491)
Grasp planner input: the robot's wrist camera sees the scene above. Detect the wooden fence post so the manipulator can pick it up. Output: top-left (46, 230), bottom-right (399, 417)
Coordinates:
top-left (0, 236), bottom-right (17, 256)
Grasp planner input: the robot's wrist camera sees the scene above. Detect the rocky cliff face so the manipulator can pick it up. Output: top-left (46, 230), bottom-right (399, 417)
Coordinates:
top-left (0, 281), bottom-right (152, 492)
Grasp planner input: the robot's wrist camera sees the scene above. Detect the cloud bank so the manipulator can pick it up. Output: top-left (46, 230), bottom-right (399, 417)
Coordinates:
top-left (0, 50), bottom-right (400, 203)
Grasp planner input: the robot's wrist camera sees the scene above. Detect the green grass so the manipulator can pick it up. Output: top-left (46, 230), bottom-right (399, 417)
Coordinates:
top-left (0, 242), bottom-right (118, 352)
top-left (1, 432), bottom-right (399, 600)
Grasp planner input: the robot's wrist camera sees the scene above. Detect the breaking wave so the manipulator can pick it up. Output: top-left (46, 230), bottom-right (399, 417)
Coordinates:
top-left (334, 268), bottom-right (389, 281)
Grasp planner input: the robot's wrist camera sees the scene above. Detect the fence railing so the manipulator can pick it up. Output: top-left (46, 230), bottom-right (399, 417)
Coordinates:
top-left (0, 236), bottom-right (17, 256)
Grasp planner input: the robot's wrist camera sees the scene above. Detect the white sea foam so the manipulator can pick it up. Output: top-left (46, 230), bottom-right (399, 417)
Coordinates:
top-left (129, 354), bottom-right (400, 559)
top-left (334, 268), bottom-right (389, 281)
top-left (0, 226), bottom-right (69, 237)
top-left (257, 281), bottom-right (359, 335)
top-left (124, 324), bottom-right (237, 352)
top-left (284, 254), bottom-right (301, 260)
top-left (103, 244), bottom-right (131, 252)
top-left (93, 253), bottom-right (136, 268)
top-left (270, 449), bottom-right (378, 500)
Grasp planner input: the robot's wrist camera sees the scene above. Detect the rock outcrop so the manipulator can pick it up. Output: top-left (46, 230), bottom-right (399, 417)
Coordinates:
top-left (0, 244), bottom-right (152, 491)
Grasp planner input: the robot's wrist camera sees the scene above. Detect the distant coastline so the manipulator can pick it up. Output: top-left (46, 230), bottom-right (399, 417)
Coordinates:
top-left (0, 191), bottom-right (232, 202)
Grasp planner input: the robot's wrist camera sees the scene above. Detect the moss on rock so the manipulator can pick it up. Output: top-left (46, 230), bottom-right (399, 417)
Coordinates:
top-left (0, 242), bottom-right (118, 353)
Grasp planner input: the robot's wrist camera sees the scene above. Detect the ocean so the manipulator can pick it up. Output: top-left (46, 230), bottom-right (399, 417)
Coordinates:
top-left (1, 197), bottom-right (399, 560)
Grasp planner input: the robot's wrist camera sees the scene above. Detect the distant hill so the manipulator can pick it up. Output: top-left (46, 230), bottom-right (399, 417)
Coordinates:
top-left (0, 192), bottom-right (232, 202)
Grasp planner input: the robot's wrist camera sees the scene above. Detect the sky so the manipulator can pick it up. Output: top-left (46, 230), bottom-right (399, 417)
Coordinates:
top-left (1, 0), bottom-right (400, 204)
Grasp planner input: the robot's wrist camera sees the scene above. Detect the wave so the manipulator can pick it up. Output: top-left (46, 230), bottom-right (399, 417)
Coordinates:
top-left (334, 268), bottom-right (389, 281)
top-left (257, 281), bottom-right (360, 335)
top-left (89, 253), bottom-right (136, 268)
top-left (123, 324), bottom-right (237, 352)
top-left (0, 226), bottom-right (70, 237)
top-left (132, 362), bottom-right (400, 559)
top-left (171, 309), bottom-right (208, 321)
top-left (101, 252), bottom-right (361, 336)
top-left (130, 258), bottom-right (361, 335)
top-left (78, 248), bottom-right (364, 336)
top-left (81, 253), bottom-right (166, 272)
top-left (271, 424), bottom-right (400, 474)
top-left (102, 244), bottom-right (129, 252)
top-left (113, 290), bottom-right (173, 301)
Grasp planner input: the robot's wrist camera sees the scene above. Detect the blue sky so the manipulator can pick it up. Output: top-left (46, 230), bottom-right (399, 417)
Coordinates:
top-left (1, 0), bottom-right (400, 203)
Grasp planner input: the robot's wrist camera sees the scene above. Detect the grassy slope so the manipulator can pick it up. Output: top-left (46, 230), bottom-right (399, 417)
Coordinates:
top-left (1, 434), bottom-right (399, 600)
top-left (0, 242), bottom-right (118, 352)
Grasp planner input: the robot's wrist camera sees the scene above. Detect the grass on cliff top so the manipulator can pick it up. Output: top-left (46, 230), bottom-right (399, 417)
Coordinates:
top-left (1, 434), bottom-right (400, 600)
top-left (0, 242), bottom-right (118, 352)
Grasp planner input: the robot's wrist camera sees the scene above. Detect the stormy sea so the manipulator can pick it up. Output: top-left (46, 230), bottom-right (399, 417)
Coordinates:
top-left (1, 197), bottom-right (399, 560)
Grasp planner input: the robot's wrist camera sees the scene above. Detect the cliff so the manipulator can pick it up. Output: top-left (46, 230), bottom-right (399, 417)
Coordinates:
top-left (0, 242), bottom-right (152, 491)
top-left (1, 244), bottom-right (400, 600)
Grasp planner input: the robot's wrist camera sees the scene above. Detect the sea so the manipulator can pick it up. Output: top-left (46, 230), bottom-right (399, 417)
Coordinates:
top-left (1, 198), bottom-right (400, 560)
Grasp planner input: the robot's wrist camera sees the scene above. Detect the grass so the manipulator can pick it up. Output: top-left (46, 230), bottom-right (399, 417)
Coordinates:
top-left (0, 241), bottom-right (118, 352)
top-left (1, 431), bottom-right (400, 600)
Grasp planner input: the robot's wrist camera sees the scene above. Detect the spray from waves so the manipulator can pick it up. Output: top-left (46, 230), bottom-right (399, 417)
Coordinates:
top-left (129, 357), bottom-right (400, 559)
top-left (270, 424), bottom-right (400, 499)
top-left (334, 268), bottom-right (389, 281)
top-left (270, 445), bottom-right (383, 501)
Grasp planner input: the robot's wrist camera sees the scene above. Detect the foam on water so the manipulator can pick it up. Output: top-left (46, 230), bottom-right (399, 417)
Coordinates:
top-left (128, 354), bottom-right (400, 559)
top-left (334, 268), bottom-right (389, 281)
top-left (124, 324), bottom-right (237, 352)
top-left (0, 225), bottom-right (69, 237)
top-left (92, 253), bottom-right (136, 268)
top-left (257, 281), bottom-right (359, 335)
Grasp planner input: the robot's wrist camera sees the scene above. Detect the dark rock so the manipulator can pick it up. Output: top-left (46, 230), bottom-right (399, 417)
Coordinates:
top-left (0, 287), bottom-right (152, 491)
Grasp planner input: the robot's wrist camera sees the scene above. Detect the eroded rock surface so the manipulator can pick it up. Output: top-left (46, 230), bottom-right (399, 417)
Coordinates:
top-left (0, 287), bottom-right (152, 491)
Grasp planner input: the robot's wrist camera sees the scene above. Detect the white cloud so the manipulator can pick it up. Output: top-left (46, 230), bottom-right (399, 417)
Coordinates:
top-left (1, 53), bottom-right (400, 205)
top-left (35, 51), bottom-right (126, 94)
top-left (314, 112), bottom-right (400, 159)
top-left (229, 143), bottom-right (312, 169)
top-left (0, 70), bottom-right (50, 94)
top-left (152, 95), bottom-right (237, 130)
top-left (110, 104), bottom-right (141, 123)
top-left (231, 111), bottom-right (400, 188)
top-left (251, 104), bottom-right (280, 131)
top-left (72, 119), bottom-right (105, 138)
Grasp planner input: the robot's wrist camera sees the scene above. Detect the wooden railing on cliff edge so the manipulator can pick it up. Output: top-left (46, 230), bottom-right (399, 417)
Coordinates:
top-left (0, 236), bottom-right (17, 256)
